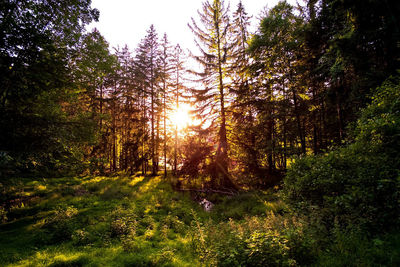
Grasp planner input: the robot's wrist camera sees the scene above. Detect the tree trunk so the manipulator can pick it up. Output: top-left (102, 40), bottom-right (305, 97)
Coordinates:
top-left (267, 115), bottom-right (274, 172)
top-left (292, 89), bottom-right (306, 154)
top-left (112, 102), bottom-right (117, 171)
top-left (151, 62), bottom-right (157, 175)
top-left (156, 110), bottom-right (160, 172)
top-left (163, 83), bottom-right (167, 177)
top-left (142, 84), bottom-right (146, 176)
top-left (335, 88), bottom-right (344, 142)
top-left (216, 25), bottom-right (235, 190)
top-left (174, 63), bottom-right (179, 176)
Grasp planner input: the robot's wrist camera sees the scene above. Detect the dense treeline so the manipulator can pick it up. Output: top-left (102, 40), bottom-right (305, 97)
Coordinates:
top-left (0, 0), bottom-right (100, 176)
top-left (0, 0), bottom-right (399, 187)
top-left (1, 0), bottom-right (399, 186)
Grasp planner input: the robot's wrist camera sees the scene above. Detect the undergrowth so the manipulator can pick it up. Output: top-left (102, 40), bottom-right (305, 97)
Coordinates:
top-left (1, 174), bottom-right (399, 266)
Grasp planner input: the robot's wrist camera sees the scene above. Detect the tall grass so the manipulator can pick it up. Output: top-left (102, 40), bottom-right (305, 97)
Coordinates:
top-left (1, 175), bottom-right (399, 266)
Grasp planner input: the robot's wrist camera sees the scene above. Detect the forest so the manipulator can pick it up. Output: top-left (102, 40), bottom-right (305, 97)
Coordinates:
top-left (0, 0), bottom-right (399, 266)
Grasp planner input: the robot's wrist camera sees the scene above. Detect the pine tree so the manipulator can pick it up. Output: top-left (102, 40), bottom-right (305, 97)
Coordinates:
top-left (230, 0), bottom-right (251, 89)
top-left (134, 37), bottom-right (151, 174)
top-left (146, 25), bottom-right (160, 175)
top-left (159, 33), bottom-right (173, 177)
top-left (229, 1), bottom-right (261, 179)
top-left (134, 25), bottom-right (161, 175)
top-left (75, 29), bottom-right (118, 173)
top-left (114, 45), bottom-right (143, 173)
top-left (170, 44), bottom-right (187, 175)
top-left (248, 1), bottom-right (307, 177)
top-left (188, 0), bottom-right (236, 189)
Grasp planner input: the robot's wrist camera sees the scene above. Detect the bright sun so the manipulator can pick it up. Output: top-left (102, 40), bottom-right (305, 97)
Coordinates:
top-left (170, 103), bottom-right (194, 130)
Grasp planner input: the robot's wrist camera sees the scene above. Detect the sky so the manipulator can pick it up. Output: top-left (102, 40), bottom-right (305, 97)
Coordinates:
top-left (88, 0), bottom-right (299, 53)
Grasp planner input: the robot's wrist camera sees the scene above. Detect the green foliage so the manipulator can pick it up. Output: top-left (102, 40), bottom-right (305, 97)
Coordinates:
top-left (190, 211), bottom-right (312, 266)
top-left (0, 206), bottom-right (7, 223)
top-left (2, 0), bottom-right (400, 265)
top-left (0, 0), bottom-right (100, 177)
top-left (49, 255), bottom-right (90, 267)
top-left (1, 174), bottom-right (399, 266)
top-left (109, 208), bottom-right (137, 238)
top-left (179, 130), bottom-right (213, 178)
top-left (315, 227), bottom-right (400, 266)
top-left (245, 231), bottom-right (293, 267)
top-left (210, 191), bottom-right (286, 221)
top-left (284, 76), bottom-right (400, 230)
top-left (42, 206), bottom-right (79, 243)
top-left (0, 175), bottom-right (201, 266)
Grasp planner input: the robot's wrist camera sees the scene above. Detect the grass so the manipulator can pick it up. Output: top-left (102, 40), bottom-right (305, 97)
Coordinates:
top-left (0, 175), bottom-right (202, 266)
top-left (1, 174), bottom-right (399, 266)
top-left (0, 174), bottom-right (278, 266)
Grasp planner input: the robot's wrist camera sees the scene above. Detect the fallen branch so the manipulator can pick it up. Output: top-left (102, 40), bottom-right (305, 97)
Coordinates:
top-left (176, 188), bottom-right (237, 196)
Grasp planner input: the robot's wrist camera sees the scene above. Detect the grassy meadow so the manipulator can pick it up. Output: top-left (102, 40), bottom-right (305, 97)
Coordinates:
top-left (0, 174), bottom-right (283, 266)
top-left (1, 174), bottom-right (399, 266)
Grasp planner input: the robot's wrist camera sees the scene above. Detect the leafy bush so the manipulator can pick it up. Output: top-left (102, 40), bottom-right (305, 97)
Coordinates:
top-left (71, 229), bottom-right (92, 246)
top-left (315, 227), bottom-right (400, 266)
top-left (0, 152), bottom-right (14, 177)
top-left (109, 208), bottom-right (137, 238)
top-left (0, 205), bottom-right (7, 223)
top-left (245, 231), bottom-right (293, 266)
top-left (42, 205), bottom-right (79, 243)
top-left (162, 213), bottom-right (186, 234)
top-left (284, 76), bottom-right (400, 231)
top-left (191, 210), bottom-right (312, 266)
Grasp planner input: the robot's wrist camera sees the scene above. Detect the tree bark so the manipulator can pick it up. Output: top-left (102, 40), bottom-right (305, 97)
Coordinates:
top-left (216, 22), bottom-right (235, 189)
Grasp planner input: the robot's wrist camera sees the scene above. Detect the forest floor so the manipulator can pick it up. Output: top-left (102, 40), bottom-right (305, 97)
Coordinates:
top-left (1, 174), bottom-right (399, 266)
top-left (0, 174), bottom-right (286, 266)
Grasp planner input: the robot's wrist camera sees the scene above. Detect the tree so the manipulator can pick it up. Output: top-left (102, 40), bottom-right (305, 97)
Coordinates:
top-left (170, 44), bottom-right (188, 175)
top-left (188, 0), bottom-right (236, 189)
top-left (303, 0), bottom-right (400, 146)
top-left (159, 33), bottom-right (173, 177)
top-left (134, 25), bottom-right (161, 175)
top-left (133, 39), bottom-right (150, 174)
top-left (114, 45), bottom-right (143, 173)
top-left (74, 29), bottom-right (118, 173)
top-left (229, 1), bottom-right (261, 181)
top-left (248, 1), bottom-right (307, 177)
top-left (230, 0), bottom-right (251, 88)
top-left (0, 0), bottom-right (99, 176)
top-left (284, 75), bottom-right (400, 230)
top-left (146, 25), bottom-right (161, 176)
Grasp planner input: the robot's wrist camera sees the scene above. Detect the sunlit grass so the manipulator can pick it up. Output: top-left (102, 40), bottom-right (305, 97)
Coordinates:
top-left (128, 175), bottom-right (144, 187)
top-left (4, 174), bottom-right (397, 266)
top-left (0, 175), bottom-right (205, 266)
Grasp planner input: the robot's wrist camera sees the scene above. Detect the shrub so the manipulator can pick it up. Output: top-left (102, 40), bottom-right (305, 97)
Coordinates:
top-left (0, 205), bottom-right (7, 223)
top-left (71, 229), bottom-right (93, 246)
top-left (109, 208), bottom-right (137, 238)
top-left (315, 227), bottom-right (400, 266)
top-left (245, 231), bottom-right (294, 266)
top-left (42, 206), bottom-right (79, 243)
top-left (163, 213), bottom-right (186, 234)
top-left (190, 211), bottom-right (311, 266)
top-left (283, 76), bottom-right (400, 231)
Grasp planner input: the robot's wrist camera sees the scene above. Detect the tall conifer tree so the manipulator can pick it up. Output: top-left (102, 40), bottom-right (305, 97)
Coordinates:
top-left (188, 0), bottom-right (236, 189)
top-left (170, 44), bottom-right (187, 175)
top-left (160, 33), bottom-right (173, 177)
top-left (229, 1), bottom-right (260, 178)
top-left (136, 25), bottom-right (160, 175)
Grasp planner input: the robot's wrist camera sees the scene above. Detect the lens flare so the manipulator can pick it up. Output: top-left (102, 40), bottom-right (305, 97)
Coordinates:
top-left (171, 103), bottom-right (193, 130)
